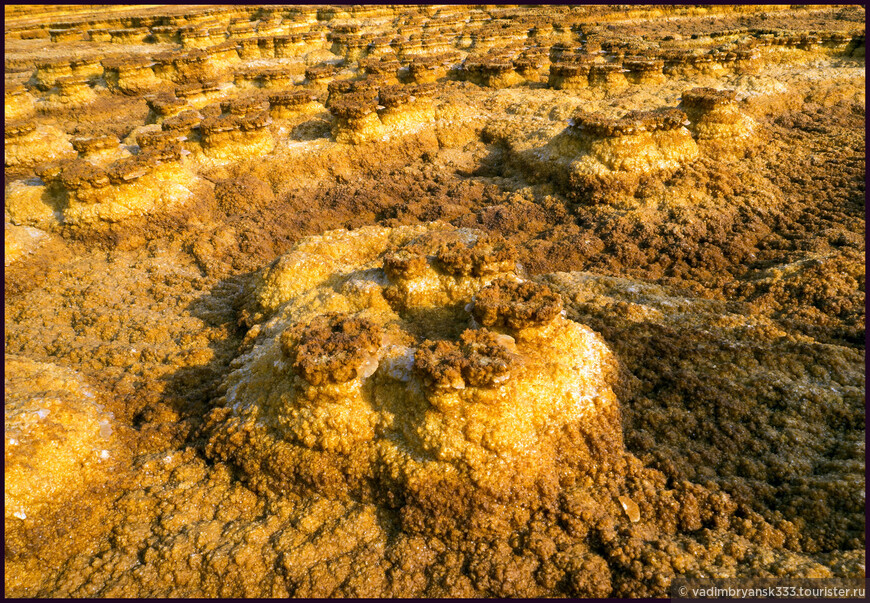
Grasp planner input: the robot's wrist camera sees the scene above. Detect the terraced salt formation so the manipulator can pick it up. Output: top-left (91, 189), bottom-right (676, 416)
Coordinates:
top-left (4, 4), bottom-right (865, 598)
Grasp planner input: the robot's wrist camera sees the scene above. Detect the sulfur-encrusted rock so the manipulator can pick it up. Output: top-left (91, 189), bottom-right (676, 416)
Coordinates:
top-left (408, 56), bottom-right (448, 84)
top-left (145, 94), bottom-right (192, 123)
top-left (102, 57), bottom-right (161, 94)
top-left (281, 312), bottom-right (383, 386)
top-left (33, 59), bottom-right (73, 90)
top-left (376, 84), bottom-right (437, 135)
top-left (268, 89), bottom-right (320, 118)
top-left (4, 222), bottom-right (49, 267)
top-left (5, 356), bottom-right (118, 523)
top-left (305, 63), bottom-right (339, 86)
top-left (174, 78), bottom-right (224, 108)
top-left (681, 87), bottom-right (756, 147)
top-left (38, 153), bottom-right (198, 225)
top-left (208, 223), bottom-right (623, 507)
top-left (471, 277), bottom-right (564, 330)
top-left (200, 109), bottom-right (274, 161)
top-left (623, 56), bottom-right (665, 84)
top-left (509, 106), bottom-right (700, 206)
top-left (566, 107), bottom-right (699, 175)
top-left (548, 62), bottom-right (591, 90)
top-left (221, 96), bottom-right (269, 116)
top-left (588, 63), bottom-right (628, 90)
top-left (71, 134), bottom-right (127, 164)
top-left (69, 56), bottom-right (103, 79)
top-left (513, 49), bottom-right (549, 82)
top-left (5, 119), bottom-right (76, 168)
top-left (4, 83), bottom-right (37, 120)
top-left (328, 90), bottom-right (384, 144)
top-left (47, 74), bottom-right (96, 107)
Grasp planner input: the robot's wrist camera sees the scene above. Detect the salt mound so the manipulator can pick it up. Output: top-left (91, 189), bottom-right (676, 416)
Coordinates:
top-left (208, 223), bottom-right (624, 509)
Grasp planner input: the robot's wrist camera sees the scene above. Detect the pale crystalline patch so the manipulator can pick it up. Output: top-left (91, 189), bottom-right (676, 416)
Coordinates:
top-left (402, 274), bottom-right (441, 295)
top-left (5, 219), bottom-right (54, 261)
top-left (619, 495), bottom-right (641, 523)
top-left (358, 355), bottom-right (380, 379)
top-left (381, 345), bottom-right (416, 382)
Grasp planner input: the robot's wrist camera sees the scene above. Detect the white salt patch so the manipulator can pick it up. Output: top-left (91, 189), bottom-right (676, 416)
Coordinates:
top-left (13, 510), bottom-right (27, 520)
top-left (99, 420), bottom-right (113, 439)
top-left (100, 450), bottom-right (110, 459)
top-left (36, 408), bottom-right (50, 420)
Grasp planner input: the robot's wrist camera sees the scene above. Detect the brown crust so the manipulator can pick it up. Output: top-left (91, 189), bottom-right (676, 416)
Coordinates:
top-left (550, 62), bottom-right (592, 77)
top-left (268, 90), bottom-right (316, 107)
top-left (237, 110), bottom-right (270, 131)
top-left (681, 87), bottom-right (738, 110)
top-left (60, 160), bottom-right (110, 189)
top-left (622, 57), bottom-right (664, 71)
top-left (570, 107), bottom-right (688, 136)
top-left (413, 328), bottom-right (519, 389)
top-left (106, 156), bottom-right (154, 184)
top-left (327, 91), bottom-right (379, 119)
top-left (221, 97), bottom-right (269, 116)
top-left (382, 251), bottom-right (429, 281)
top-left (304, 64), bottom-right (337, 81)
top-left (280, 313), bottom-right (382, 386)
top-left (434, 233), bottom-right (517, 277)
top-left (71, 135), bottom-right (119, 153)
top-left (378, 85), bottom-right (412, 109)
top-left (214, 173), bottom-right (275, 213)
top-left (408, 82), bottom-right (436, 99)
top-left (471, 277), bottom-right (563, 329)
top-left (161, 110), bottom-right (201, 132)
top-left (200, 114), bottom-right (240, 135)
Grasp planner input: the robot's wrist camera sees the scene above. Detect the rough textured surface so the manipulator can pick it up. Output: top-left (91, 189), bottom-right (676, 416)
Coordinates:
top-left (4, 3), bottom-right (864, 598)
top-left (5, 356), bottom-right (118, 523)
top-left (281, 312), bottom-right (383, 386)
top-left (471, 277), bottom-right (565, 329)
top-left (208, 224), bottom-right (623, 507)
